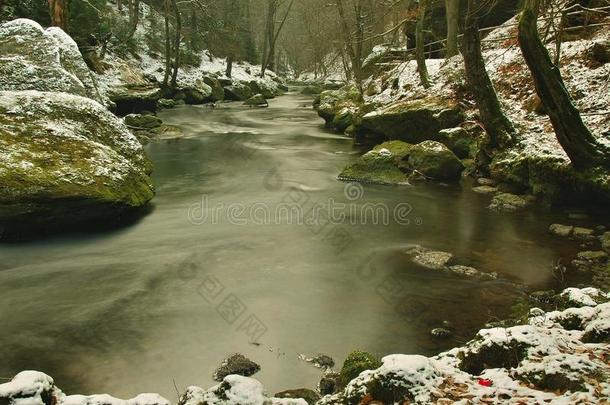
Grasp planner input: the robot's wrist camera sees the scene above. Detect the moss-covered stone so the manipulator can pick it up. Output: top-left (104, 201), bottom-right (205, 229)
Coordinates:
top-left (338, 141), bottom-right (413, 185)
top-left (203, 75), bottom-right (225, 101)
top-left (359, 97), bottom-right (464, 143)
top-left (0, 90), bottom-right (154, 233)
top-left (339, 351), bottom-right (382, 388)
top-left (316, 84), bottom-right (362, 132)
top-left (407, 140), bottom-right (464, 181)
top-left (274, 389), bottom-right (320, 405)
top-left (223, 83), bottom-right (253, 101)
top-left (244, 94), bottom-right (268, 107)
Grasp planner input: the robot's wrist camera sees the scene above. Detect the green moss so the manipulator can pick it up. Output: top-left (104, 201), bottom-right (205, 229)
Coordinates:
top-left (339, 350), bottom-right (383, 387)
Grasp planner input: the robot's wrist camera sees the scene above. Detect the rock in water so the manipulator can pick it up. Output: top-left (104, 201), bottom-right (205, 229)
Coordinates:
top-left (124, 114), bottom-right (163, 129)
top-left (0, 91), bottom-right (154, 234)
top-left (489, 193), bottom-right (533, 212)
top-left (549, 223), bottom-right (574, 237)
top-left (224, 83), bottom-right (253, 101)
top-left (338, 141), bottom-right (412, 185)
top-left (244, 94), bottom-right (268, 107)
top-left (203, 75), bottom-right (225, 102)
top-left (430, 327), bottom-right (452, 339)
top-left (407, 141), bottom-right (464, 181)
top-left (310, 354), bottom-right (335, 369)
top-left (274, 389), bottom-right (320, 405)
top-left (0, 19), bottom-right (108, 106)
top-left (412, 250), bottom-right (454, 270)
top-left (212, 354), bottom-right (261, 382)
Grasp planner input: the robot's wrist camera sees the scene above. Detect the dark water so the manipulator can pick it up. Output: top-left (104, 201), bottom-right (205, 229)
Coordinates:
top-left (0, 91), bottom-right (601, 398)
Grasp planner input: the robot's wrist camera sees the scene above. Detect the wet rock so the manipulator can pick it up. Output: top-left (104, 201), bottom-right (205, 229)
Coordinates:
top-left (223, 83), bottom-right (253, 101)
top-left (576, 250), bottom-right (608, 263)
top-left (212, 354), bottom-right (261, 382)
top-left (549, 224), bottom-right (574, 237)
top-left (179, 82), bottom-right (212, 104)
top-left (437, 127), bottom-right (474, 159)
top-left (573, 227), bottom-right (595, 242)
top-left (412, 250), bottom-right (454, 270)
top-left (248, 80), bottom-right (276, 99)
top-left (319, 372), bottom-right (340, 395)
top-left (244, 94), bottom-right (268, 107)
top-left (360, 97), bottom-right (464, 143)
top-left (274, 389), bottom-right (320, 405)
top-left (489, 193), bottom-right (533, 212)
top-left (310, 354), bottom-right (335, 369)
top-left (339, 351), bottom-right (382, 388)
top-left (316, 85), bottom-right (361, 132)
top-left (338, 141), bottom-right (411, 185)
top-left (472, 185), bottom-right (498, 194)
top-left (449, 265), bottom-right (497, 280)
top-left (158, 98), bottom-right (177, 109)
top-left (0, 19), bottom-right (108, 106)
top-left (203, 75), bottom-right (225, 101)
top-left (110, 86), bottom-right (161, 116)
top-left (124, 114), bottom-right (162, 129)
top-left (407, 141), bottom-right (464, 181)
top-left (430, 328), bottom-right (452, 339)
top-left (477, 177), bottom-right (496, 186)
top-left (0, 91), bottom-right (154, 234)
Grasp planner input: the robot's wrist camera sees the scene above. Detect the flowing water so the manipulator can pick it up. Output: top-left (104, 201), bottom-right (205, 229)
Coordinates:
top-left (0, 91), bottom-right (601, 398)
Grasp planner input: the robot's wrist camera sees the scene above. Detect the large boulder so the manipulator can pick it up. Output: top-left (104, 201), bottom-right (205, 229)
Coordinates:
top-left (360, 97), bottom-right (464, 143)
top-left (0, 91), bottom-right (154, 234)
top-left (0, 19), bottom-right (107, 106)
top-left (212, 354), bottom-right (261, 382)
top-left (248, 79), bottom-right (277, 99)
top-left (407, 140), bottom-right (464, 181)
top-left (224, 83), bottom-right (253, 101)
top-left (338, 141), bottom-right (412, 185)
top-left (203, 75), bottom-right (225, 101)
top-left (244, 94), bottom-right (268, 107)
top-left (176, 79), bottom-right (213, 105)
top-left (316, 85), bottom-right (362, 132)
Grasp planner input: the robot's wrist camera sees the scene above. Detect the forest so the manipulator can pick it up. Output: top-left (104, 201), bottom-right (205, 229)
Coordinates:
top-left (0, 0), bottom-right (609, 404)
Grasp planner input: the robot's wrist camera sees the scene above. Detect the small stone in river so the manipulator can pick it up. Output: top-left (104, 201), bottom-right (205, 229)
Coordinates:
top-left (489, 193), bottom-right (533, 212)
top-left (449, 265), bottom-right (497, 280)
top-left (477, 177), bottom-right (496, 186)
top-left (413, 250), bottom-right (453, 270)
top-left (319, 372), bottom-right (340, 395)
top-left (549, 224), bottom-right (574, 238)
top-left (430, 328), bottom-right (452, 339)
top-left (472, 185), bottom-right (497, 194)
top-left (573, 227), bottom-right (596, 241)
top-left (212, 354), bottom-right (260, 381)
top-left (311, 354), bottom-right (335, 369)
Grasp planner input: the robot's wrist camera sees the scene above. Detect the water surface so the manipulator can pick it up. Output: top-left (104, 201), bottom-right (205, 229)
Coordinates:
top-left (0, 91), bottom-right (597, 398)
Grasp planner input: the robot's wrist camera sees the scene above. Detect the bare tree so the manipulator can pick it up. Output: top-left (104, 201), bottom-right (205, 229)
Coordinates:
top-left (415, 0), bottom-right (430, 88)
top-left (445, 0), bottom-right (460, 57)
top-left (518, 0), bottom-right (610, 168)
top-left (462, 0), bottom-right (514, 149)
top-left (260, 0), bottom-right (295, 77)
top-left (48, 0), bottom-right (69, 32)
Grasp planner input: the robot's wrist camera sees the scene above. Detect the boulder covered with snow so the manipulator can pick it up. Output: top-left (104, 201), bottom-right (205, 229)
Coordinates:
top-left (359, 97), bottom-right (464, 143)
top-left (0, 19), bottom-right (108, 106)
top-left (0, 90), bottom-right (154, 234)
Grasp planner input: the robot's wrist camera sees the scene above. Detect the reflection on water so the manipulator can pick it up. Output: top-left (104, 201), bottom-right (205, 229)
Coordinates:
top-left (0, 91), bottom-right (598, 398)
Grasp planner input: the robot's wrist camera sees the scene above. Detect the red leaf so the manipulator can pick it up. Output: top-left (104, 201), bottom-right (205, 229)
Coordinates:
top-left (477, 378), bottom-right (493, 387)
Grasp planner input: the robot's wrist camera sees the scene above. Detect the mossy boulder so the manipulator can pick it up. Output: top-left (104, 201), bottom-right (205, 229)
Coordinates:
top-left (339, 351), bottom-right (382, 387)
top-left (248, 79), bottom-right (277, 99)
top-left (224, 83), bottom-right (253, 101)
top-left (203, 75), bottom-right (225, 101)
top-left (177, 80), bottom-right (213, 105)
top-left (0, 91), bottom-right (154, 234)
top-left (359, 97), bottom-right (464, 143)
top-left (338, 141), bottom-right (413, 185)
top-left (301, 85), bottom-right (323, 95)
top-left (274, 389), bottom-right (320, 405)
top-left (437, 127), bottom-right (476, 159)
top-left (0, 19), bottom-right (107, 106)
top-left (317, 84), bottom-right (362, 132)
top-left (407, 140), bottom-right (464, 181)
top-left (244, 94), bottom-right (268, 107)
top-left (124, 114), bottom-right (162, 129)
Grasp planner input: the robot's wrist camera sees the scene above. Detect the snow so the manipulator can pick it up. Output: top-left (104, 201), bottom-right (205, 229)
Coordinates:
top-left (561, 287), bottom-right (606, 307)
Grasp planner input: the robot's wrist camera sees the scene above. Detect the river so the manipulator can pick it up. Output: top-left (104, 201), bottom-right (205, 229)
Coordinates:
top-left (0, 90), bottom-right (597, 398)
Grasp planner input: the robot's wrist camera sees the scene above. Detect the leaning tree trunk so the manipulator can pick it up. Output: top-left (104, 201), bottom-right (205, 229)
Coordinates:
top-left (225, 55), bottom-right (233, 77)
top-left (162, 0), bottom-right (171, 89)
top-left (462, 0), bottom-right (514, 148)
top-left (48, 0), bottom-right (69, 32)
top-left (415, 0), bottom-right (430, 88)
top-left (445, 0), bottom-right (460, 57)
top-left (518, 0), bottom-right (610, 168)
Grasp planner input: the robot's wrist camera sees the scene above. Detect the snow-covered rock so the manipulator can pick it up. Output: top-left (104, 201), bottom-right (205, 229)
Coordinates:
top-left (0, 19), bottom-right (108, 106)
top-left (0, 90), bottom-right (154, 233)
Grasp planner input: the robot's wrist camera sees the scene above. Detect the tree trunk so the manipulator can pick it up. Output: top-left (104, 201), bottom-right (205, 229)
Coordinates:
top-left (415, 0), bottom-right (430, 88)
top-left (336, 0), bottom-right (362, 94)
top-left (48, 0), bottom-right (69, 32)
top-left (462, 0), bottom-right (514, 148)
top-left (261, 0), bottom-right (294, 77)
top-left (518, 0), bottom-right (610, 168)
top-left (226, 55), bottom-right (233, 77)
top-left (162, 0), bottom-right (171, 89)
top-left (126, 0), bottom-right (140, 41)
top-left (170, 0), bottom-right (181, 89)
top-left (445, 0), bottom-right (460, 57)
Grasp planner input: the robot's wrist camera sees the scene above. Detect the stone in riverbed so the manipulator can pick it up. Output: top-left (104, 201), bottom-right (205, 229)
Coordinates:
top-left (274, 389), bottom-right (320, 405)
top-left (449, 265), bottom-right (497, 280)
top-left (575, 251), bottom-right (608, 264)
top-left (203, 75), bottom-right (225, 102)
top-left (310, 354), bottom-right (335, 369)
top-left (244, 94), bottom-right (268, 107)
top-left (549, 224), bottom-right (574, 237)
top-left (0, 90), bottom-right (154, 234)
top-left (472, 185), bottom-right (498, 194)
top-left (489, 193), bottom-right (534, 212)
top-left (430, 327), bottom-right (452, 339)
top-left (224, 83), bottom-right (253, 101)
top-left (124, 114), bottom-right (163, 129)
top-left (412, 250), bottom-right (454, 270)
top-left (573, 227), bottom-right (596, 241)
top-left (338, 141), bottom-right (412, 185)
top-left (407, 140), bottom-right (464, 181)
top-left (477, 177), bottom-right (497, 186)
top-left (212, 354), bottom-right (261, 382)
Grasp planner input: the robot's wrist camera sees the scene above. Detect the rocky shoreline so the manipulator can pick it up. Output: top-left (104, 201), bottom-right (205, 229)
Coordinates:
top-left (1, 287), bottom-right (608, 405)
